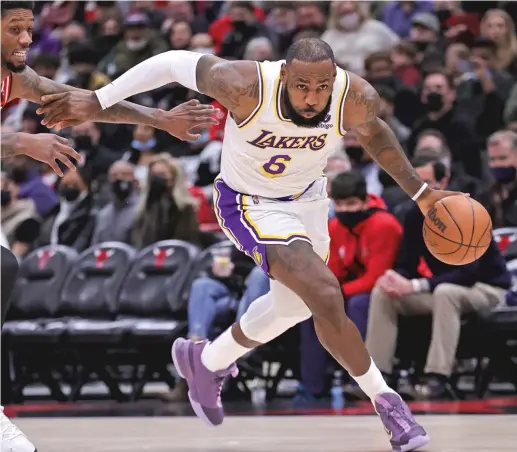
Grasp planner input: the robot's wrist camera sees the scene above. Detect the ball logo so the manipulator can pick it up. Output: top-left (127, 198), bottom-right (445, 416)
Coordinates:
top-left (427, 207), bottom-right (447, 233)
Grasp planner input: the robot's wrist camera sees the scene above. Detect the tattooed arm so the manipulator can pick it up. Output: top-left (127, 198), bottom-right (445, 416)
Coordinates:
top-left (342, 73), bottom-right (427, 198)
top-left (195, 55), bottom-right (260, 123)
top-left (1, 133), bottom-right (21, 158)
top-left (10, 66), bottom-right (160, 125)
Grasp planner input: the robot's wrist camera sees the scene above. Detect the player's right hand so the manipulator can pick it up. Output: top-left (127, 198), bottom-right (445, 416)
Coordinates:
top-left (20, 133), bottom-right (83, 177)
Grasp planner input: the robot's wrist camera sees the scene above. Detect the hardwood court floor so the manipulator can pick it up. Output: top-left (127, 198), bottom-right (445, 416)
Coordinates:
top-left (15, 414), bottom-right (516, 452)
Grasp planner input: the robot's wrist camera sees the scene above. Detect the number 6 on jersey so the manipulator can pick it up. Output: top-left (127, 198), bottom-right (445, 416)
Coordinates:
top-left (261, 154), bottom-right (292, 177)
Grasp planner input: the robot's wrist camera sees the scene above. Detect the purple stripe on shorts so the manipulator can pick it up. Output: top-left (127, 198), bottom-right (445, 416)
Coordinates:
top-left (214, 179), bottom-right (269, 274)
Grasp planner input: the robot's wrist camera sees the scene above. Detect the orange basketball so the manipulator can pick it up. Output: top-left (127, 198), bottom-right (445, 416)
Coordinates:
top-left (423, 195), bottom-right (492, 265)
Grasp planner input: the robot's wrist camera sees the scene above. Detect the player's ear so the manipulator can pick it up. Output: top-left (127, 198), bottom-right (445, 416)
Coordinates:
top-left (332, 65), bottom-right (337, 81)
top-left (280, 63), bottom-right (288, 84)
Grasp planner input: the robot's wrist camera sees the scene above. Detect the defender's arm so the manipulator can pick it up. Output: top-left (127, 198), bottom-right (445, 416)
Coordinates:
top-left (342, 73), bottom-right (429, 199)
top-left (11, 66), bottom-right (160, 126)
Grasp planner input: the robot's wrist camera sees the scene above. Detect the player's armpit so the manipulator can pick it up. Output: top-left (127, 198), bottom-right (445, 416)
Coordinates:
top-left (196, 55), bottom-right (261, 124)
top-left (10, 66), bottom-right (159, 126)
top-left (342, 73), bottom-right (427, 199)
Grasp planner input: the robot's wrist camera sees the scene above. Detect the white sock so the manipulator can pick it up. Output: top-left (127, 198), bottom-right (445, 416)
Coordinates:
top-left (200, 327), bottom-right (251, 372)
top-left (352, 357), bottom-right (396, 400)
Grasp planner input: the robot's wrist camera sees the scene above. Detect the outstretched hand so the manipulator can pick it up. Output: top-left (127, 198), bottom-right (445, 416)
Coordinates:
top-left (21, 133), bottom-right (82, 177)
top-left (37, 91), bottom-right (102, 129)
top-left (154, 99), bottom-right (220, 141)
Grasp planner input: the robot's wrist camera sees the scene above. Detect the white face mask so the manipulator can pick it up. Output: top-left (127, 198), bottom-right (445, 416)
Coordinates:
top-left (339, 12), bottom-right (361, 30)
top-left (126, 38), bottom-right (148, 51)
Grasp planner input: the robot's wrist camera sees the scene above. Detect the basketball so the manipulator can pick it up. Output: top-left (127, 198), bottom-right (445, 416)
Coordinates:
top-left (423, 195), bottom-right (492, 265)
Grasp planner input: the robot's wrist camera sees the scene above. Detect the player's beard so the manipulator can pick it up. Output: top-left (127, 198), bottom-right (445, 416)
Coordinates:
top-left (1, 52), bottom-right (26, 73)
top-left (282, 87), bottom-right (332, 128)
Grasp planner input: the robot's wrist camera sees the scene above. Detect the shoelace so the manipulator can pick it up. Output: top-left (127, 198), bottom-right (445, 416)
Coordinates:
top-left (386, 403), bottom-right (413, 433)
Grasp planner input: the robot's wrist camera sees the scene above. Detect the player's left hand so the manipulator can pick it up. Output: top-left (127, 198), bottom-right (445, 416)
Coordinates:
top-left (416, 188), bottom-right (469, 216)
top-left (154, 99), bottom-right (220, 141)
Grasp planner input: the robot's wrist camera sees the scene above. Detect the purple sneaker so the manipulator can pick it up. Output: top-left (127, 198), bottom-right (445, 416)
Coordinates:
top-left (171, 338), bottom-right (238, 426)
top-left (374, 393), bottom-right (430, 452)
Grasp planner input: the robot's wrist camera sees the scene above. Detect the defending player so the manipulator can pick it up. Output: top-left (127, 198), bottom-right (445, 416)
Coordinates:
top-left (37, 39), bottom-right (465, 451)
top-left (1, 3), bottom-right (217, 450)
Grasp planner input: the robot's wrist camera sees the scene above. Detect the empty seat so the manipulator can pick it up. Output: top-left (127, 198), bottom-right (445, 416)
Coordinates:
top-left (3, 245), bottom-right (78, 341)
top-left (118, 240), bottom-right (200, 339)
top-left (59, 242), bottom-right (136, 342)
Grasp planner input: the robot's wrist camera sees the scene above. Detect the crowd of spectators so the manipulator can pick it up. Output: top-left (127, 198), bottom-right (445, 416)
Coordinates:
top-left (2, 0), bottom-right (517, 403)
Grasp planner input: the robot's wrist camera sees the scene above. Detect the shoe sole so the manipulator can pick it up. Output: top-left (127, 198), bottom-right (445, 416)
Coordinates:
top-left (397, 433), bottom-right (430, 452)
top-left (171, 338), bottom-right (221, 427)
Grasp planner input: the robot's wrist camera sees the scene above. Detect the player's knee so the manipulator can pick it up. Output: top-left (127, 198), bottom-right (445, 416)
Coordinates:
top-left (310, 280), bottom-right (343, 320)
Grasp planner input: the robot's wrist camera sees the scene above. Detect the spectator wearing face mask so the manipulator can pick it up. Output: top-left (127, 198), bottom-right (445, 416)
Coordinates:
top-left (0, 173), bottom-right (40, 259)
top-left (36, 165), bottom-right (96, 252)
top-left (265, 2), bottom-right (297, 57)
top-left (66, 42), bottom-right (111, 91)
top-left (408, 12), bottom-right (444, 66)
top-left (70, 121), bottom-right (120, 178)
top-left (324, 154), bottom-right (351, 219)
top-left (7, 155), bottom-right (59, 218)
top-left (123, 124), bottom-right (159, 186)
top-left (407, 70), bottom-right (481, 179)
top-left (456, 37), bottom-right (515, 143)
top-left (487, 130), bottom-right (517, 228)
top-left (343, 131), bottom-right (382, 196)
top-left (296, 171), bottom-right (401, 400)
top-left (98, 13), bottom-right (168, 79)
top-left (131, 153), bottom-right (200, 248)
top-left (91, 161), bottom-right (140, 245)
top-left (219, 2), bottom-right (273, 60)
top-left (322, 1), bottom-right (398, 76)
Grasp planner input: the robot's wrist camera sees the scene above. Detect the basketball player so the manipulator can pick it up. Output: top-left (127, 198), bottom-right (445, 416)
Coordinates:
top-left (38, 39), bottom-right (465, 451)
top-left (1, 3), bottom-right (217, 450)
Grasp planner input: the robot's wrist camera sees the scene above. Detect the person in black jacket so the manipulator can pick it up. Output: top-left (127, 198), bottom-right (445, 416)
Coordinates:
top-left (366, 202), bottom-right (511, 400)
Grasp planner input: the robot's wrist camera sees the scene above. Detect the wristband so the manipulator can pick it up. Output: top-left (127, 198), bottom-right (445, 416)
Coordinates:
top-left (412, 183), bottom-right (428, 201)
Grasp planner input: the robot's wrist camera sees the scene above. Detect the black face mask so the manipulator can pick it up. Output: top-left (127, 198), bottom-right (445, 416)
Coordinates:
top-left (0, 189), bottom-right (12, 207)
top-left (10, 167), bottom-right (28, 184)
top-left (435, 10), bottom-right (451, 23)
top-left (148, 175), bottom-right (169, 202)
top-left (413, 40), bottom-right (430, 52)
top-left (232, 20), bottom-right (250, 32)
top-left (74, 134), bottom-right (93, 151)
top-left (345, 146), bottom-right (364, 164)
top-left (425, 92), bottom-right (444, 113)
top-left (112, 179), bottom-right (133, 201)
top-left (491, 166), bottom-right (516, 184)
top-left (335, 210), bottom-right (371, 229)
top-left (60, 186), bottom-right (81, 202)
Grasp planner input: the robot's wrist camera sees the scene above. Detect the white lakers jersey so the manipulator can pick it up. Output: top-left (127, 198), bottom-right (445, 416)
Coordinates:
top-left (220, 60), bottom-right (350, 199)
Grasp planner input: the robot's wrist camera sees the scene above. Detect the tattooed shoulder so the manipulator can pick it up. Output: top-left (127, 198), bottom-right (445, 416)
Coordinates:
top-left (342, 74), bottom-right (380, 132)
top-left (196, 55), bottom-right (260, 118)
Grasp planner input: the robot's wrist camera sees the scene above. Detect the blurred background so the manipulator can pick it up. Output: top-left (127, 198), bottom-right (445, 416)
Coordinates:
top-left (1, 0), bottom-right (517, 416)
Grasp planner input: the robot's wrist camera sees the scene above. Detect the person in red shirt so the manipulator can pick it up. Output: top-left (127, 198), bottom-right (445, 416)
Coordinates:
top-left (297, 171), bottom-right (402, 400)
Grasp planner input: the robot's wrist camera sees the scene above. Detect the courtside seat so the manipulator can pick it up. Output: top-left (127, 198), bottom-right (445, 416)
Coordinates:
top-left (118, 240), bottom-right (200, 341)
top-left (60, 242), bottom-right (136, 343)
top-left (3, 245), bottom-right (78, 342)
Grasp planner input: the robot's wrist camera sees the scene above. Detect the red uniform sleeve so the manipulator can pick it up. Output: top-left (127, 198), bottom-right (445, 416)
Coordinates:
top-left (342, 215), bottom-right (403, 297)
